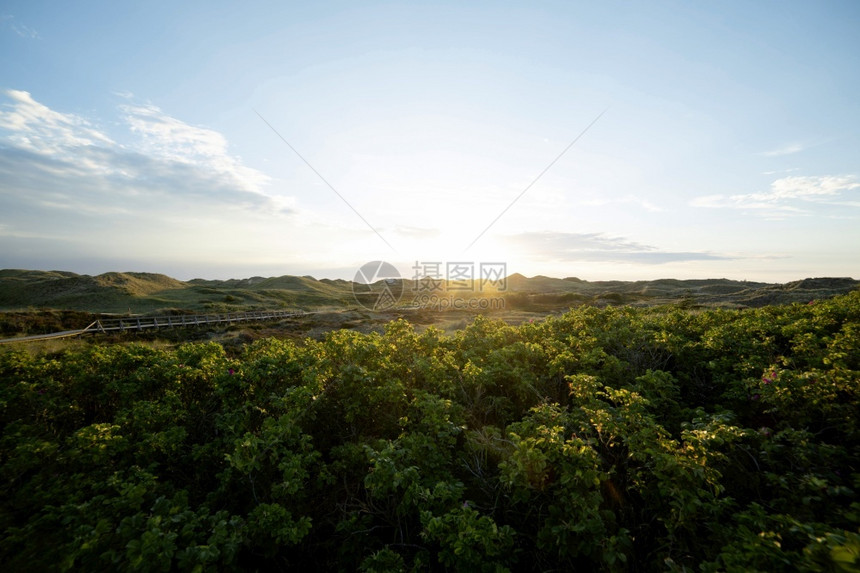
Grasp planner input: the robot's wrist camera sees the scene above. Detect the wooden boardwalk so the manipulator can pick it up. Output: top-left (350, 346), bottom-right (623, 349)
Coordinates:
top-left (0, 309), bottom-right (306, 344)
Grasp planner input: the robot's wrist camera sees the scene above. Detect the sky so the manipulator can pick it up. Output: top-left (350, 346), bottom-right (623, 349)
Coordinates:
top-left (1, 0), bottom-right (859, 282)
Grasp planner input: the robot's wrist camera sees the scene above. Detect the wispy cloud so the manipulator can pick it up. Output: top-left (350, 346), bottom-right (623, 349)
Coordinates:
top-left (393, 225), bottom-right (440, 239)
top-left (760, 142), bottom-right (805, 157)
top-left (504, 231), bottom-right (729, 264)
top-left (0, 223), bottom-right (64, 240)
top-left (1, 15), bottom-right (39, 39)
top-left (579, 194), bottom-right (664, 212)
top-left (691, 175), bottom-right (860, 218)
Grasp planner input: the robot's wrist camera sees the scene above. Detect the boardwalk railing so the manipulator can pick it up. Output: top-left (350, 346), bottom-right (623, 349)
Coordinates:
top-left (0, 309), bottom-right (305, 344)
top-left (85, 309), bottom-right (303, 333)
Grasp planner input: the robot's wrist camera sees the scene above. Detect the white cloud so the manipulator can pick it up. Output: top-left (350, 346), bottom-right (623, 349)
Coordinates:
top-left (121, 103), bottom-right (270, 193)
top-left (0, 90), bottom-right (278, 214)
top-left (0, 89), bottom-right (114, 155)
top-left (691, 175), bottom-right (860, 217)
top-left (0, 90), bottom-right (323, 277)
top-left (768, 175), bottom-right (860, 200)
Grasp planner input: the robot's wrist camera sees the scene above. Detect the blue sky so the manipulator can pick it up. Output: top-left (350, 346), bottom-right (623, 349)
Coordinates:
top-left (1, 0), bottom-right (858, 281)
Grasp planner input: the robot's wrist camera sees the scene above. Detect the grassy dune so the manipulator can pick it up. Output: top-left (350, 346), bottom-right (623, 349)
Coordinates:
top-left (0, 269), bottom-right (857, 317)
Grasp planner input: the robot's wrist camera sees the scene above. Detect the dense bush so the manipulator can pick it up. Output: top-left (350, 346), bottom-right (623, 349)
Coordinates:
top-left (2, 292), bottom-right (859, 571)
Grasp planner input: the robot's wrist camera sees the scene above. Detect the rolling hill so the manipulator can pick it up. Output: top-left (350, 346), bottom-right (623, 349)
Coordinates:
top-left (0, 269), bottom-right (857, 314)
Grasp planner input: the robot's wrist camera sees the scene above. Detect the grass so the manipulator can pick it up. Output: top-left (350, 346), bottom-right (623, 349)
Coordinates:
top-left (0, 268), bottom-right (857, 322)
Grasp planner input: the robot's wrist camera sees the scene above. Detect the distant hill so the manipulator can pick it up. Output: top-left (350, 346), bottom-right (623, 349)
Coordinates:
top-left (0, 269), bottom-right (856, 313)
top-left (0, 270), bottom-right (186, 311)
top-left (500, 274), bottom-right (858, 308)
top-left (0, 270), bottom-right (355, 313)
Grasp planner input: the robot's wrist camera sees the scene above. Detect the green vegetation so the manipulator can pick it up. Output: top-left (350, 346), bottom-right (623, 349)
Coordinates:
top-left (0, 270), bottom-right (355, 313)
top-left (2, 292), bottom-right (859, 571)
top-left (1, 269), bottom-right (857, 316)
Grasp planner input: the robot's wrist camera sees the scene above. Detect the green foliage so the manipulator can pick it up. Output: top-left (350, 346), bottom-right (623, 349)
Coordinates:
top-left (421, 505), bottom-right (516, 572)
top-left (2, 291), bottom-right (860, 570)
